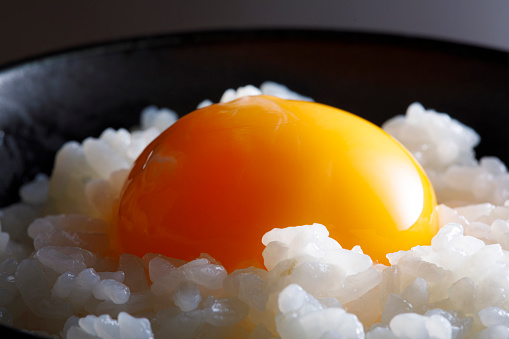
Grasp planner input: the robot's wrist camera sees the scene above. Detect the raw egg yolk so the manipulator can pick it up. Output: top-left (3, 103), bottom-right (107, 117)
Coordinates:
top-left (116, 95), bottom-right (437, 270)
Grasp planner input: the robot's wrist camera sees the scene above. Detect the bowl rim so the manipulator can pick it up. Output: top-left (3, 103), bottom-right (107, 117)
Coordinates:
top-left (1, 28), bottom-right (508, 74)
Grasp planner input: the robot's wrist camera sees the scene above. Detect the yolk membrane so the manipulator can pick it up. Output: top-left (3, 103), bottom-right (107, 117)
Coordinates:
top-left (116, 95), bottom-right (437, 270)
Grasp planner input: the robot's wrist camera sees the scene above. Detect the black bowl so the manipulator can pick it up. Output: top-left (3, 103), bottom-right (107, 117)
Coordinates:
top-left (1, 29), bottom-right (509, 337)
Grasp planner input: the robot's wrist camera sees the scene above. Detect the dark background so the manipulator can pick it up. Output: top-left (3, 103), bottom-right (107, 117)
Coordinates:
top-left (1, 0), bottom-right (509, 65)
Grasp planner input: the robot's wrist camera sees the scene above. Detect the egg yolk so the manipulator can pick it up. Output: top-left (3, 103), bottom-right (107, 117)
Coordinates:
top-left (116, 95), bottom-right (437, 270)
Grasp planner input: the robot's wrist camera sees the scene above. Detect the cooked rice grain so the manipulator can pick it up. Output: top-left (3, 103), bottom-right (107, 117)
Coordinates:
top-left (1, 82), bottom-right (508, 339)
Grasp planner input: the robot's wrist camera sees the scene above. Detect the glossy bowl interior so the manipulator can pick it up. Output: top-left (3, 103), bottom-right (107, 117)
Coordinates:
top-left (0, 30), bottom-right (509, 337)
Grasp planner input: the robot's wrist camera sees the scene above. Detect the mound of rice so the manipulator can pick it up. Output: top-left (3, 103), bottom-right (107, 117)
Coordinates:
top-left (2, 82), bottom-right (509, 339)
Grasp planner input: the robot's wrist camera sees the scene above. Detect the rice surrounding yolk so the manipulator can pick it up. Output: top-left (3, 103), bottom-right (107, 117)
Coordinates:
top-left (116, 95), bottom-right (437, 270)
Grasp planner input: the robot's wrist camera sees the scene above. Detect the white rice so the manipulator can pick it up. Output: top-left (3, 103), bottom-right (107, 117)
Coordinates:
top-left (1, 82), bottom-right (509, 338)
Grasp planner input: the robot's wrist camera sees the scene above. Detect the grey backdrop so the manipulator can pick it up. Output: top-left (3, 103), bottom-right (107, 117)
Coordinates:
top-left (1, 0), bottom-right (509, 65)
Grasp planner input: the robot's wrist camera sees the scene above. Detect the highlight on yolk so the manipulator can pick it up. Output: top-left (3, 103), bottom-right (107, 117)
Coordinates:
top-left (116, 95), bottom-right (437, 270)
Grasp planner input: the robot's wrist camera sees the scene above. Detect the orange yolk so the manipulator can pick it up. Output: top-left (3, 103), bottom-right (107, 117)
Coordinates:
top-left (116, 95), bottom-right (437, 270)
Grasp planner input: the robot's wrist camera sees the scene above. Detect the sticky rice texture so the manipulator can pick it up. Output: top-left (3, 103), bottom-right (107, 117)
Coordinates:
top-left (1, 82), bottom-right (509, 338)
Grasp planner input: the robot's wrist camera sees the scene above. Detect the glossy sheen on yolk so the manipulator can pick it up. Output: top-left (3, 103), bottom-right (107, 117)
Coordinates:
top-left (116, 96), bottom-right (437, 270)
